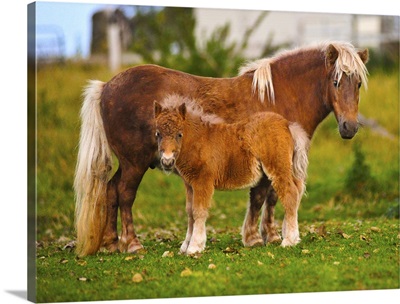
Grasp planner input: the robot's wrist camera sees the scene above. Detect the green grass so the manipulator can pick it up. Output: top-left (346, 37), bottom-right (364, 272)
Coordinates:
top-left (34, 62), bottom-right (400, 302)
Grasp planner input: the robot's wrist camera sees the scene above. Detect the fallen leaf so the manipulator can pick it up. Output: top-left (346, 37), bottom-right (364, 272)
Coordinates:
top-left (363, 252), bottom-right (371, 259)
top-left (208, 263), bottom-right (216, 269)
top-left (223, 247), bottom-right (237, 253)
top-left (370, 227), bottom-right (381, 233)
top-left (76, 260), bottom-right (87, 266)
top-left (125, 256), bottom-right (135, 261)
top-left (132, 273), bottom-right (143, 283)
top-left (333, 261), bottom-right (340, 265)
top-left (317, 225), bottom-right (327, 237)
top-left (62, 240), bottom-right (76, 251)
top-left (360, 235), bottom-right (367, 241)
top-left (180, 268), bottom-right (193, 277)
top-left (302, 249), bottom-right (310, 254)
top-left (59, 259), bottom-right (68, 264)
top-left (78, 277), bottom-right (87, 281)
top-left (342, 233), bottom-right (351, 239)
top-left (267, 252), bottom-right (275, 259)
top-left (162, 251), bottom-right (174, 258)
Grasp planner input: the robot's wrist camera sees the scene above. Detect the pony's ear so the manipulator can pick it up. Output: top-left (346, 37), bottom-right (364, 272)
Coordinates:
top-left (358, 48), bottom-right (369, 64)
top-left (154, 101), bottom-right (162, 118)
top-left (326, 44), bottom-right (339, 66)
top-left (178, 103), bottom-right (186, 119)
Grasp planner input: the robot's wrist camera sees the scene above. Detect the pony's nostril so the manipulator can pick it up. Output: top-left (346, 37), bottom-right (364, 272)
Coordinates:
top-left (343, 121), bottom-right (348, 131)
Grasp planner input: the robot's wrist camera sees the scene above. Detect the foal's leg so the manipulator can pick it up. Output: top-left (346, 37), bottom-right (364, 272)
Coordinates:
top-left (117, 164), bottom-right (148, 253)
top-left (242, 175), bottom-right (269, 247)
top-left (101, 168), bottom-right (121, 252)
top-left (259, 186), bottom-right (282, 243)
top-left (186, 181), bottom-right (214, 255)
top-left (273, 177), bottom-right (301, 247)
top-left (180, 183), bottom-right (194, 254)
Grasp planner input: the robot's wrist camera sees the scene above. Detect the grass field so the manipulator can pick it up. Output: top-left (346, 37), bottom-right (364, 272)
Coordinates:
top-left (34, 62), bottom-right (399, 302)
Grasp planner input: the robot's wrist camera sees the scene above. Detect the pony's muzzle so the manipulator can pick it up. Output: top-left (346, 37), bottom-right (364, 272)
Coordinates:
top-left (339, 120), bottom-right (359, 139)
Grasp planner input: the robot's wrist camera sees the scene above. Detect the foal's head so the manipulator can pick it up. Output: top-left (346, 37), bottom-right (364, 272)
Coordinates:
top-left (154, 101), bottom-right (186, 173)
top-left (325, 43), bottom-right (369, 139)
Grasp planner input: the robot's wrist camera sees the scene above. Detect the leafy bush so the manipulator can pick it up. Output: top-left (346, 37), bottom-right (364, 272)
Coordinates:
top-left (343, 142), bottom-right (377, 198)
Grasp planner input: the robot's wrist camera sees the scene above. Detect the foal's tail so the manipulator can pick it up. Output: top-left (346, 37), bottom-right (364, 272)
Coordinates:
top-left (74, 80), bottom-right (113, 256)
top-left (288, 123), bottom-right (310, 193)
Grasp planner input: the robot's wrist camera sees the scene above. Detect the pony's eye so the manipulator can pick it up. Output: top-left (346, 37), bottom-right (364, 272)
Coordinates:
top-left (177, 132), bottom-right (183, 139)
top-left (155, 131), bottom-right (160, 138)
top-left (333, 80), bottom-right (339, 87)
top-left (358, 82), bottom-right (362, 89)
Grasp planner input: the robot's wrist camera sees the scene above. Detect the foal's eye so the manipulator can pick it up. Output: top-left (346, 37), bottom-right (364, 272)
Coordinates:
top-left (333, 80), bottom-right (339, 88)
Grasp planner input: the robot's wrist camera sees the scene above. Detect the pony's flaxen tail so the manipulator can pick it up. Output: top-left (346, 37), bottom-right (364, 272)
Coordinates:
top-left (74, 80), bottom-right (113, 256)
top-left (288, 123), bottom-right (310, 195)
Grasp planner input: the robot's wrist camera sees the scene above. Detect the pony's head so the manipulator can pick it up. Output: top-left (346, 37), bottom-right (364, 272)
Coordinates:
top-left (154, 100), bottom-right (186, 174)
top-left (324, 43), bottom-right (369, 139)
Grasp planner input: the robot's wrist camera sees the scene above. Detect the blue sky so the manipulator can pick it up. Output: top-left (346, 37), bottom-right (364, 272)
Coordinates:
top-left (33, 0), bottom-right (398, 59)
top-left (35, 2), bottom-right (107, 58)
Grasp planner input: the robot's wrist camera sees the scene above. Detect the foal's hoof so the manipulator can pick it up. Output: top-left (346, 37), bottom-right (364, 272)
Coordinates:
top-left (186, 244), bottom-right (205, 255)
top-left (266, 234), bottom-right (282, 244)
top-left (180, 242), bottom-right (189, 254)
top-left (127, 242), bottom-right (144, 253)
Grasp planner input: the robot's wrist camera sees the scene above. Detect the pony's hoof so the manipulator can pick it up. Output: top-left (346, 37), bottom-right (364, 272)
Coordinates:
top-left (243, 237), bottom-right (264, 247)
top-left (105, 242), bottom-right (119, 253)
top-left (281, 237), bottom-right (300, 247)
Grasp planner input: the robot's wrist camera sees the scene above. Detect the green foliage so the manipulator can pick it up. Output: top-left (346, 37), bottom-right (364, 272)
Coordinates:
top-left (343, 142), bottom-right (377, 198)
top-left (129, 7), bottom-right (270, 77)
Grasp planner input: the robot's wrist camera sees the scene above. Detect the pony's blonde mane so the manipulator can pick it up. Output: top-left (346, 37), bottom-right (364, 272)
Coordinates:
top-left (238, 41), bottom-right (369, 103)
top-left (159, 94), bottom-right (224, 124)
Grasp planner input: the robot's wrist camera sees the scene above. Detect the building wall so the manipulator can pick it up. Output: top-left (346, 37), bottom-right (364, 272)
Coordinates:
top-left (194, 8), bottom-right (382, 58)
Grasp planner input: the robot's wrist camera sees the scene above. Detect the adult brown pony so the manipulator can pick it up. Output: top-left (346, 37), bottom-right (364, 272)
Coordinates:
top-left (74, 41), bottom-right (368, 256)
top-left (154, 95), bottom-right (310, 254)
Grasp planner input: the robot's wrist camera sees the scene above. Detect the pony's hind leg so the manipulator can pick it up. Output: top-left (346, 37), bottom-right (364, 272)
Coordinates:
top-left (117, 164), bottom-right (148, 253)
top-left (259, 186), bottom-right (282, 244)
top-left (101, 168), bottom-right (121, 252)
top-left (180, 183), bottom-right (194, 254)
top-left (242, 175), bottom-right (269, 247)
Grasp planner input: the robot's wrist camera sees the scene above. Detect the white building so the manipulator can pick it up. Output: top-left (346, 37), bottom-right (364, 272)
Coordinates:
top-left (194, 8), bottom-right (398, 58)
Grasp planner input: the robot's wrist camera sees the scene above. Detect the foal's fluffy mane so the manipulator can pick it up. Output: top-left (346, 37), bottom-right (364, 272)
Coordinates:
top-left (159, 94), bottom-right (224, 124)
top-left (238, 41), bottom-right (369, 103)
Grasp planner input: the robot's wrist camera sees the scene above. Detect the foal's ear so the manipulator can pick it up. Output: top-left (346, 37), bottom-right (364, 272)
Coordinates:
top-left (358, 48), bottom-right (369, 64)
top-left (326, 44), bottom-right (339, 66)
top-left (178, 103), bottom-right (186, 119)
top-left (154, 101), bottom-right (162, 118)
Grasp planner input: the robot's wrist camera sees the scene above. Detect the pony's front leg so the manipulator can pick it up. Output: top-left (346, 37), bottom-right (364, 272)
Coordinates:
top-left (186, 182), bottom-right (214, 255)
top-left (180, 183), bottom-right (194, 254)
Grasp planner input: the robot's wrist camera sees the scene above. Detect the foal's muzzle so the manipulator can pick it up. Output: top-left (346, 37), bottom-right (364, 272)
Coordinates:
top-left (160, 155), bottom-right (176, 172)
